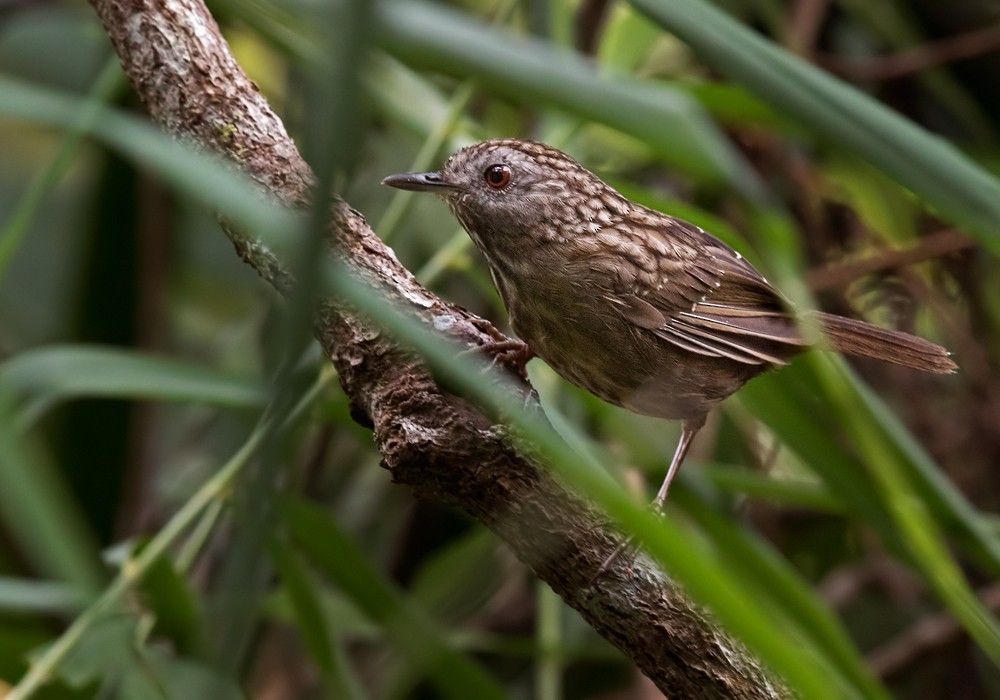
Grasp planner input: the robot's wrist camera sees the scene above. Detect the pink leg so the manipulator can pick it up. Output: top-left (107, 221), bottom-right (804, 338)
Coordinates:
top-left (651, 417), bottom-right (704, 512)
top-left (592, 415), bottom-right (706, 581)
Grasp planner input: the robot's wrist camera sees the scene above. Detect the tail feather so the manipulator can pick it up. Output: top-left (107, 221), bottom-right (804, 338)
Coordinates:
top-left (812, 311), bottom-right (957, 374)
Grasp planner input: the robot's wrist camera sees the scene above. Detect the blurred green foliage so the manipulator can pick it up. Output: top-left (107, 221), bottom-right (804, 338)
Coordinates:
top-left (1, 0), bottom-right (999, 698)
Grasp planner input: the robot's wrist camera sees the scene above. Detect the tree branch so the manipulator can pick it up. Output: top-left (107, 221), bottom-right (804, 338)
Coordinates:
top-left (86, 0), bottom-right (786, 696)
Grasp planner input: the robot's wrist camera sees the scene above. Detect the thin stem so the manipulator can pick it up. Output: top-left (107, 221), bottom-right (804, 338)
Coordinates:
top-left (376, 82), bottom-right (475, 241)
top-left (416, 228), bottom-right (473, 285)
top-left (7, 372), bottom-right (332, 700)
top-left (377, 0), bottom-right (518, 241)
top-left (0, 55), bottom-right (124, 277)
top-left (175, 496), bottom-right (227, 573)
top-left (535, 582), bottom-right (563, 700)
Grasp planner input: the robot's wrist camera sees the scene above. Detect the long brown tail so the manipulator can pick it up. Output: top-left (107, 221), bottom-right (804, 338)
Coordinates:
top-left (812, 311), bottom-right (957, 374)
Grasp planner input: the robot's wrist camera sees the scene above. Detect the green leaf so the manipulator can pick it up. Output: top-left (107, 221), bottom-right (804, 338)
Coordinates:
top-left (138, 549), bottom-right (208, 658)
top-left (120, 651), bottom-right (245, 700)
top-left (0, 55), bottom-right (124, 279)
top-left (0, 75), bottom-right (300, 240)
top-left (0, 577), bottom-right (87, 615)
top-left (0, 385), bottom-right (104, 592)
top-left (1, 345), bottom-right (263, 425)
top-left (697, 465), bottom-right (845, 513)
top-left (56, 613), bottom-right (134, 688)
top-left (627, 0), bottom-right (1000, 249)
top-left (375, 1), bottom-right (764, 196)
top-left (675, 489), bottom-right (888, 699)
top-left (280, 496), bottom-right (508, 700)
top-left (269, 537), bottom-right (365, 700)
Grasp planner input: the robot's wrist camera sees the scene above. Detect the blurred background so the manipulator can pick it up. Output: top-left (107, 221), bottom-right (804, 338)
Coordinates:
top-left (1, 0), bottom-right (999, 697)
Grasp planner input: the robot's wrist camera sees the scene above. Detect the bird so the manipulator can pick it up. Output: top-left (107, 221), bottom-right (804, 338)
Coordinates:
top-left (382, 138), bottom-right (956, 522)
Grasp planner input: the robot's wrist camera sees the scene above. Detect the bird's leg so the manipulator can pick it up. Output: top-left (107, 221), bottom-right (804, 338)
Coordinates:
top-left (651, 415), bottom-right (705, 512)
top-left (466, 317), bottom-right (535, 379)
top-left (592, 416), bottom-right (706, 581)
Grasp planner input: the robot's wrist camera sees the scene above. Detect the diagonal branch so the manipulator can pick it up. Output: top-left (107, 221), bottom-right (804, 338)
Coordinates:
top-left (86, 0), bottom-right (787, 696)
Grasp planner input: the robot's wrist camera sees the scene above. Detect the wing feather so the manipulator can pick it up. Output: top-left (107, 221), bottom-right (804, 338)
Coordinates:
top-left (603, 220), bottom-right (809, 365)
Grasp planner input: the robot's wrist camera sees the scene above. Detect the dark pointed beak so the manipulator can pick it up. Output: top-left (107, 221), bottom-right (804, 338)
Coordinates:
top-left (381, 171), bottom-right (457, 192)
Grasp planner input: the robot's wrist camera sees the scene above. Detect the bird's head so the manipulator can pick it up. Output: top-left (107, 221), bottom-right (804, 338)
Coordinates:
top-left (382, 139), bottom-right (627, 250)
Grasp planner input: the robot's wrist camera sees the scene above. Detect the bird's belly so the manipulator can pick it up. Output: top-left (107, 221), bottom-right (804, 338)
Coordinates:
top-left (507, 288), bottom-right (762, 421)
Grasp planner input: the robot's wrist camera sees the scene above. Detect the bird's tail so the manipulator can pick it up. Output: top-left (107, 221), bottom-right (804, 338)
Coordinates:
top-left (812, 311), bottom-right (957, 374)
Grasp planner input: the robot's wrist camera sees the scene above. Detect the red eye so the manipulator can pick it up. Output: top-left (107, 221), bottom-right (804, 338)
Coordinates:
top-left (484, 164), bottom-right (511, 189)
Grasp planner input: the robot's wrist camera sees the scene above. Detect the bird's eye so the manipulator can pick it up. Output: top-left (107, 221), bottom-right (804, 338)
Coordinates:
top-left (483, 164), bottom-right (511, 190)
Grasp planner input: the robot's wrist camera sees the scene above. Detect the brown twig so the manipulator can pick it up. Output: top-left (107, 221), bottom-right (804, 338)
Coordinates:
top-left (818, 556), bottom-right (921, 611)
top-left (820, 24), bottom-right (1000, 81)
top-left (806, 228), bottom-right (976, 292)
top-left (84, 0), bottom-right (787, 696)
top-left (575, 0), bottom-right (611, 56)
top-left (868, 582), bottom-right (1000, 679)
top-left (786, 0), bottom-right (831, 58)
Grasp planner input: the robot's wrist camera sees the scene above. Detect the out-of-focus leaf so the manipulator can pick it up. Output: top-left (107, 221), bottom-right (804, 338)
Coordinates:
top-left (598, 4), bottom-right (663, 72)
top-left (120, 653), bottom-right (245, 700)
top-left (138, 550), bottom-right (207, 658)
top-left (822, 157), bottom-right (918, 245)
top-left (408, 527), bottom-right (503, 624)
top-left (736, 368), bottom-right (896, 532)
top-left (375, 0), bottom-right (764, 196)
top-left (0, 55), bottom-right (124, 278)
top-left (365, 54), bottom-right (476, 153)
top-left (628, 0), bottom-right (1000, 248)
top-left (1, 345), bottom-right (263, 425)
top-left (676, 488), bottom-right (888, 699)
top-left (0, 385), bottom-right (104, 592)
top-left (269, 537), bottom-right (365, 700)
top-left (697, 465), bottom-right (845, 513)
top-left (0, 76), bottom-right (300, 240)
top-left (281, 496), bottom-right (508, 700)
top-left (55, 614), bottom-right (134, 689)
top-left (0, 578), bottom-right (87, 615)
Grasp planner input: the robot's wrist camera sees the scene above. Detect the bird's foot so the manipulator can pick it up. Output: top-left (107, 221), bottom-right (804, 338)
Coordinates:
top-left (465, 318), bottom-right (534, 380)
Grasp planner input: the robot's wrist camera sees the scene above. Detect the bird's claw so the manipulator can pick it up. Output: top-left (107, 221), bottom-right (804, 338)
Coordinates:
top-left (464, 318), bottom-right (534, 380)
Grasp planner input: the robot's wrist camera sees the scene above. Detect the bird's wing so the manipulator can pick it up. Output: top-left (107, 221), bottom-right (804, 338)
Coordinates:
top-left (606, 221), bottom-right (809, 366)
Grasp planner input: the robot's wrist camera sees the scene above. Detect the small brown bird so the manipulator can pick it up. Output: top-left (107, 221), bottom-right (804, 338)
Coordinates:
top-left (383, 139), bottom-right (956, 513)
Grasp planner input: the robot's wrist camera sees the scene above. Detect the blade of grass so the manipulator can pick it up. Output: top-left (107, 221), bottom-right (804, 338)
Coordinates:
top-left (0, 385), bottom-right (104, 594)
top-left (698, 464), bottom-right (845, 513)
top-left (6, 372), bottom-right (332, 699)
top-left (627, 0), bottom-right (1000, 248)
top-left (810, 354), bottom-right (1000, 667)
top-left (280, 496), bottom-right (509, 700)
top-left (535, 583), bottom-right (563, 700)
top-left (376, 80), bottom-right (476, 241)
top-left (0, 76), bottom-right (300, 243)
top-left (268, 537), bottom-right (366, 700)
top-left (0, 55), bottom-right (124, 277)
top-left (375, 0), bottom-right (764, 196)
top-left (375, 0), bottom-right (516, 241)
top-left (675, 486), bottom-right (888, 698)
top-left (0, 578), bottom-right (87, 615)
top-left (1, 345), bottom-right (264, 428)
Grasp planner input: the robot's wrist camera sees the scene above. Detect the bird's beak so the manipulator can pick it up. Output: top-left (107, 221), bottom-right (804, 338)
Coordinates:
top-left (380, 171), bottom-right (457, 192)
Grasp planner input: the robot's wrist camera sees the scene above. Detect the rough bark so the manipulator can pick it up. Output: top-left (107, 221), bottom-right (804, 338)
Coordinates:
top-left (87, 0), bottom-right (788, 696)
